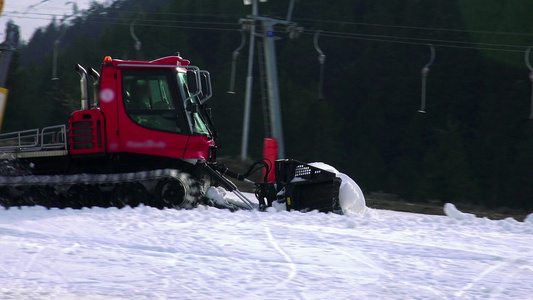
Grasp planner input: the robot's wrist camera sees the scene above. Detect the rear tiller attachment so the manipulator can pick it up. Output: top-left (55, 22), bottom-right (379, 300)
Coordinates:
top-left (209, 159), bottom-right (342, 214)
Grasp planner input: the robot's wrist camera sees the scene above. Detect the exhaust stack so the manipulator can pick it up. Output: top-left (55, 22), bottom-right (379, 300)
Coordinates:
top-left (75, 64), bottom-right (90, 110)
top-left (89, 68), bottom-right (100, 107)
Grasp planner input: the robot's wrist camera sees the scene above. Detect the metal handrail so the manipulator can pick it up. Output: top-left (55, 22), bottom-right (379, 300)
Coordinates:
top-left (0, 129), bottom-right (40, 150)
top-left (0, 125), bottom-right (67, 152)
top-left (41, 125), bottom-right (67, 150)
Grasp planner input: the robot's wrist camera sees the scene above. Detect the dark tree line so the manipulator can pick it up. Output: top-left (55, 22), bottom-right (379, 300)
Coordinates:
top-left (3, 0), bottom-right (533, 210)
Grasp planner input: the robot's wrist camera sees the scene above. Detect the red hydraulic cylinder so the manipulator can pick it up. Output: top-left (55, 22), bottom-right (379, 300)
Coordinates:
top-left (263, 138), bottom-right (278, 182)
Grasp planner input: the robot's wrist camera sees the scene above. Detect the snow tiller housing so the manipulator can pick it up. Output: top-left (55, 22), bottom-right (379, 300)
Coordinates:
top-left (238, 159), bottom-right (342, 214)
top-left (274, 160), bottom-right (342, 213)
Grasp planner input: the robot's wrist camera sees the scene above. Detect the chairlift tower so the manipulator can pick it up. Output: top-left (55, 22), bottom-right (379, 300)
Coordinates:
top-left (0, 21), bottom-right (19, 88)
top-left (240, 0), bottom-right (301, 160)
top-left (0, 21), bottom-right (20, 132)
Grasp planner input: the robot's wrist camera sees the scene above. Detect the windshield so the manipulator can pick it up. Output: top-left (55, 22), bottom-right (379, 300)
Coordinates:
top-left (176, 71), bottom-right (209, 135)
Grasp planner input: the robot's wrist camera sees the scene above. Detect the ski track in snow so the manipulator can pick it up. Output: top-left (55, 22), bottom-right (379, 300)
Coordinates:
top-left (0, 197), bottom-right (532, 299)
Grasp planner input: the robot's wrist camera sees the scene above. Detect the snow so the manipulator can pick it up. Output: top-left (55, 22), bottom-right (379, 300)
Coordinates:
top-left (205, 186), bottom-right (229, 207)
top-left (1, 194), bottom-right (532, 299)
top-left (526, 213), bottom-right (533, 225)
top-left (444, 203), bottom-right (476, 221)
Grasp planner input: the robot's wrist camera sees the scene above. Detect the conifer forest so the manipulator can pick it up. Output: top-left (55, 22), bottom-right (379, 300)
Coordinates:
top-left (4, 0), bottom-right (533, 210)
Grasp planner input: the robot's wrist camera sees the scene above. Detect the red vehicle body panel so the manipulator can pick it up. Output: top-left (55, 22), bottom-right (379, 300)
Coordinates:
top-left (69, 109), bottom-right (106, 155)
top-left (70, 56), bottom-right (215, 161)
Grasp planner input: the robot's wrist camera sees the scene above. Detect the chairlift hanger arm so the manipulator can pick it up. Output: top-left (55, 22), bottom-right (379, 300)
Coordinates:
top-left (525, 47), bottom-right (533, 72)
top-left (525, 47), bottom-right (533, 119)
top-left (314, 30), bottom-right (326, 100)
top-left (418, 44), bottom-right (435, 113)
top-left (423, 44), bottom-right (436, 70)
top-left (55, 22), bottom-right (67, 42)
top-left (130, 20), bottom-right (141, 43)
top-left (233, 30), bottom-right (247, 57)
top-left (314, 30), bottom-right (325, 58)
top-left (228, 30), bottom-right (247, 94)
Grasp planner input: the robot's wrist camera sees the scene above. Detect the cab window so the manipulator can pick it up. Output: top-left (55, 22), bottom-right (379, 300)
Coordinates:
top-left (176, 72), bottom-right (209, 135)
top-left (122, 69), bottom-right (184, 133)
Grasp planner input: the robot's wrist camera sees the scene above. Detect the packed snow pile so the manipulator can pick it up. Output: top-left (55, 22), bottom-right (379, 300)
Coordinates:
top-left (526, 213), bottom-right (533, 224)
top-left (443, 203), bottom-right (476, 220)
top-left (206, 186), bottom-right (238, 208)
top-left (309, 162), bottom-right (366, 215)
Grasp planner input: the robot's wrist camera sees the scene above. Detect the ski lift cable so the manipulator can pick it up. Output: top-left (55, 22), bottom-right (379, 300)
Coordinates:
top-left (13, 8), bottom-right (533, 39)
top-left (6, 9), bottom-right (527, 52)
top-left (525, 47), bottom-right (533, 119)
top-left (314, 32), bottom-right (526, 53)
top-left (10, 8), bottom-right (533, 40)
top-left (418, 44), bottom-right (435, 113)
top-left (228, 30), bottom-right (247, 94)
top-left (295, 17), bottom-right (533, 37)
top-left (6, 10), bottom-right (241, 28)
top-left (313, 30), bottom-right (326, 100)
top-left (13, 5), bottom-right (533, 39)
top-left (7, 9), bottom-right (531, 53)
top-left (313, 30), bottom-right (526, 50)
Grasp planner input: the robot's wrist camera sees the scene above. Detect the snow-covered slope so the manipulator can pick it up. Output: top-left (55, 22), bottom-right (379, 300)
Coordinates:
top-left (1, 196), bottom-right (532, 299)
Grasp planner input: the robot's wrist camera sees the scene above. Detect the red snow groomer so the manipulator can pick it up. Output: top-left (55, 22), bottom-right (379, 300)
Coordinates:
top-left (0, 55), bottom-right (341, 213)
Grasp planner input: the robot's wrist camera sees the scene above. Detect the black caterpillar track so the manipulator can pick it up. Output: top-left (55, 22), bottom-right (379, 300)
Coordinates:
top-left (0, 169), bottom-right (201, 210)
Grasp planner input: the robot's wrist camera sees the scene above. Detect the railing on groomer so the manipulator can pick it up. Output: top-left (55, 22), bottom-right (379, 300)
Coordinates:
top-left (0, 125), bottom-right (67, 152)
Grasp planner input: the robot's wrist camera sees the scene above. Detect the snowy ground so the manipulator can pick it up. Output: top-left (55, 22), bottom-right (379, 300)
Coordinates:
top-left (1, 195), bottom-right (532, 299)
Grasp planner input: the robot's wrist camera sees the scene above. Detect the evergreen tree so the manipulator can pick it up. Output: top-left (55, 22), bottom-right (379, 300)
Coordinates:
top-left (3, 0), bottom-right (532, 210)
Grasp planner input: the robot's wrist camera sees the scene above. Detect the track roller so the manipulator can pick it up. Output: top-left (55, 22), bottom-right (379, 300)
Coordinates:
top-left (0, 187), bottom-right (13, 209)
top-left (29, 186), bottom-right (57, 209)
top-left (111, 182), bottom-right (148, 208)
top-left (154, 178), bottom-right (195, 209)
top-left (66, 184), bottom-right (104, 209)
